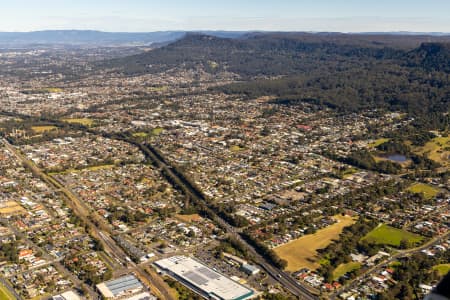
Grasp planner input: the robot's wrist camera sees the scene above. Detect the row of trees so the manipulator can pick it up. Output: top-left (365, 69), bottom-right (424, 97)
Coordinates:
top-left (316, 218), bottom-right (378, 283)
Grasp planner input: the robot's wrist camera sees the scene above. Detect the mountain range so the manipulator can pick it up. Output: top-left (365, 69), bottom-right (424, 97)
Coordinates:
top-left (0, 30), bottom-right (247, 46)
top-left (0, 30), bottom-right (449, 46)
top-left (102, 32), bottom-right (450, 76)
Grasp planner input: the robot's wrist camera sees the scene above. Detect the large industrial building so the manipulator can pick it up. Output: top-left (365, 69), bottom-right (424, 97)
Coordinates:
top-left (155, 256), bottom-right (254, 300)
top-left (96, 275), bottom-right (144, 299)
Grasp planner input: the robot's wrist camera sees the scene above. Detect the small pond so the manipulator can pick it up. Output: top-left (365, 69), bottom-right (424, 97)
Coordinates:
top-left (386, 154), bottom-right (408, 162)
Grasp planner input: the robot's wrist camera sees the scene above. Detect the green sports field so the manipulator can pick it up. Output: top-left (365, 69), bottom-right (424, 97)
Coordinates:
top-left (362, 224), bottom-right (423, 248)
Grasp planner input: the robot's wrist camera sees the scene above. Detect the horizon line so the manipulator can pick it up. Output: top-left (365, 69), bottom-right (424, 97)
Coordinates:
top-left (0, 29), bottom-right (449, 35)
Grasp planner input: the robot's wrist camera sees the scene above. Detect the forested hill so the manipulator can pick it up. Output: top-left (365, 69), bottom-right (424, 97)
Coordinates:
top-left (102, 33), bottom-right (449, 124)
top-left (406, 42), bottom-right (450, 72)
top-left (103, 32), bottom-right (450, 76)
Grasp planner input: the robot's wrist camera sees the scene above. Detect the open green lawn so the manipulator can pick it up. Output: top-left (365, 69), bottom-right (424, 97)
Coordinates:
top-left (413, 134), bottom-right (450, 168)
top-left (62, 118), bottom-right (95, 126)
top-left (433, 264), bottom-right (450, 276)
top-left (333, 262), bottom-right (361, 280)
top-left (31, 125), bottom-right (57, 133)
top-left (230, 145), bottom-right (245, 152)
top-left (389, 261), bottom-right (402, 268)
top-left (362, 224), bottom-right (424, 248)
top-left (342, 167), bottom-right (358, 178)
top-left (368, 138), bottom-right (390, 148)
top-left (132, 132), bottom-right (149, 138)
top-left (44, 87), bottom-right (63, 93)
top-left (0, 282), bottom-right (14, 300)
top-left (152, 128), bottom-right (164, 136)
top-left (407, 183), bottom-right (440, 199)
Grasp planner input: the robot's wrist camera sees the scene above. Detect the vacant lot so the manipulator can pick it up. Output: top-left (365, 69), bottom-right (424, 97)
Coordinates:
top-left (62, 118), bottom-right (95, 126)
top-left (433, 264), bottom-right (450, 276)
top-left (362, 224), bottom-right (423, 247)
top-left (175, 214), bottom-right (203, 223)
top-left (31, 125), bottom-right (57, 133)
top-left (333, 262), bottom-right (361, 280)
top-left (274, 215), bottom-right (356, 272)
top-left (407, 183), bottom-right (440, 199)
top-left (0, 201), bottom-right (25, 216)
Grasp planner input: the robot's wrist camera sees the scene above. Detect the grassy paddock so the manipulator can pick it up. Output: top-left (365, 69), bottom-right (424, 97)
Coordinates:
top-left (433, 264), bottom-right (450, 276)
top-left (274, 215), bottom-right (357, 272)
top-left (31, 125), bottom-right (57, 133)
top-left (44, 87), bottom-right (63, 93)
top-left (407, 183), bottom-right (440, 199)
top-left (175, 214), bottom-right (203, 223)
top-left (49, 164), bottom-right (115, 175)
top-left (133, 132), bottom-right (149, 138)
top-left (368, 138), bottom-right (390, 148)
top-left (362, 224), bottom-right (423, 247)
top-left (62, 118), bottom-right (95, 126)
top-left (230, 145), bottom-right (245, 152)
top-left (0, 282), bottom-right (15, 300)
top-left (413, 134), bottom-right (450, 167)
top-left (152, 128), bottom-right (164, 136)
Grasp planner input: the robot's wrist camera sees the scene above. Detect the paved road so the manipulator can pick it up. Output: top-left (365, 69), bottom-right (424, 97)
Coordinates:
top-left (0, 277), bottom-right (22, 300)
top-left (138, 142), bottom-right (320, 300)
top-left (0, 217), bottom-right (98, 300)
top-left (331, 230), bottom-right (450, 299)
top-left (2, 138), bottom-right (175, 300)
top-left (3, 130), bottom-right (319, 299)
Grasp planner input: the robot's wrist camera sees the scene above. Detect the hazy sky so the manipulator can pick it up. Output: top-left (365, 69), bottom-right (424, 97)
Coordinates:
top-left (0, 0), bottom-right (449, 32)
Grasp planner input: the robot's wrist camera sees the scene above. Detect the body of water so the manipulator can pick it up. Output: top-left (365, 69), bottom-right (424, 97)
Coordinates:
top-left (386, 154), bottom-right (408, 162)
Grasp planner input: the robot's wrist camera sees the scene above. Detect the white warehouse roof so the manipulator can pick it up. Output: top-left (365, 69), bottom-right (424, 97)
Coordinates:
top-left (155, 256), bottom-right (254, 300)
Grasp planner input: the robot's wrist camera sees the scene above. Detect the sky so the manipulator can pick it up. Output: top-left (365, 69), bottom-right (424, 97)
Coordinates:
top-left (0, 0), bottom-right (449, 33)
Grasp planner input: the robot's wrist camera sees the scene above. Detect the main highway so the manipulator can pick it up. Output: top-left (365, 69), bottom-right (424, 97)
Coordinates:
top-left (136, 142), bottom-right (320, 300)
top-left (2, 127), bottom-right (319, 299)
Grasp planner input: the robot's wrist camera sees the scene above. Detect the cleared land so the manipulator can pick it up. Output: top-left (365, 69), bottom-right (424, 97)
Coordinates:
top-left (152, 128), bottom-right (164, 136)
top-left (362, 224), bottom-right (423, 247)
top-left (230, 145), bottom-right (245, 152)
top-left (407, 183), bottom-right (440, 199)
top-left (341, 167), bottom-right (358, 178)
top-left (0, 201), bottom-right (25, 216)
top-left (133, 132), bottom-right (149, 138)
top-left (31, 125), bottom-right (57, 133)
top-left (49, 164), bottom-right (115, 175)
top-left (414, 134), bottom-right (450, 168)
top-left (368, 138), bottom-right (390, 148)
top-left (274, 215), bottom-right (356, 272)
top-left (333, 262), bottom-right (361, 280)
top-left (43, 87), bottom-right (63, 93)
top-left (433, 264), bottom-right (450, 276)
top-left (62, 118), bottom-right (95, 126)
top-left (0, 282), bottom-right (14, 300)
top-left (175, 214), bottom-right (203, 223)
